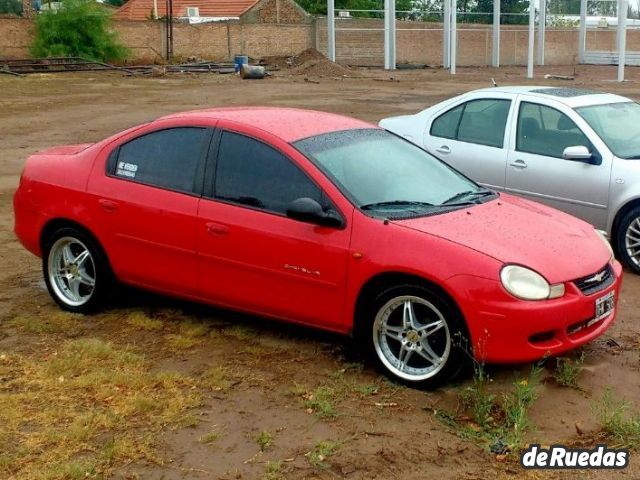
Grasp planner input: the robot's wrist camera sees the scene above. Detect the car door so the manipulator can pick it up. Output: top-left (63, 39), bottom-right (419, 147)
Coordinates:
top-left (423, 95), bottom-right (514, 190)
top-left (196, 127), bottom-right (352, 330)
top-left (505, 97), bottom-right (612, 228)
top-left (88, 125), bottom-right (212, 296)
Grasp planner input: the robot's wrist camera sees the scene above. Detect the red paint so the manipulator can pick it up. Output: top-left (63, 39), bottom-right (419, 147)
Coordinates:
top-left (13, 107), bottom-right (623, 363)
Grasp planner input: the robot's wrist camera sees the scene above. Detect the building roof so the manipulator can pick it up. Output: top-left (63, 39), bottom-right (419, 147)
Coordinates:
top-left (158, 107), bottom-right (375, 142)
top-left (114, 0), bottom-right (259, 21)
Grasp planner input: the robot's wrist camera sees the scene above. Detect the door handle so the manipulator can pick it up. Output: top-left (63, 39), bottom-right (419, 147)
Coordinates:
top-left (509, 159), bottom-right (528, 169)
top-left (205, 222), bottom-right (230, 236)
top-left (98, 199), bottom-right (119, 212)
top-left (435, 145), bottom-right (451, 154)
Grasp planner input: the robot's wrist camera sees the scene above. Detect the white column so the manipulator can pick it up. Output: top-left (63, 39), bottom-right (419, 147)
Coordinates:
top-left (617, 0), bottom-right (628, 81)
top-left (450, 0), bottom-right (457, 74)
top-left (527, 0), bottom-right (535, 78)
top-left (327, 0), bottom-right (336, 62)
top-left (578, 0), bottom-right (587, 63)
top-left (492, 0), bottom-right (500, 67)
top-left (390, 0), bottom-right (396, 69)
top-left (444, 0), bottom-right (451, 68)
top-left (384, 0), bottom-right (391, 69)
top-left (537, 0), bottom-right (546, 64)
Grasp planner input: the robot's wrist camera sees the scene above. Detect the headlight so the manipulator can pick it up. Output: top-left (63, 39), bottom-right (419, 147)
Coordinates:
top-left (595, 229), bottom-right (614, 261)
top-left (500, 265), bottom-right (565, 300)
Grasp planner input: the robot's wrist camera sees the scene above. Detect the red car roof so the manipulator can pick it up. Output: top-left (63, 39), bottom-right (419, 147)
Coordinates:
top-left (158, 107), bottom-right (375, 142)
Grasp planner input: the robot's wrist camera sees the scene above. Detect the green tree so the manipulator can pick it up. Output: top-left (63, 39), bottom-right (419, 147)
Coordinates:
top-left (31, 0), bottom-right (128, 62)
top-left (0, 0), bottom-right (22, 15)
top-left (296, 0), bottom-right (412, 18)
top-left (468, 0), bottom-right (530, 24)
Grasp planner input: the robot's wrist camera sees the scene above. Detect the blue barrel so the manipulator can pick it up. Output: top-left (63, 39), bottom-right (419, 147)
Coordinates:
top-left (234, 55), bottom-right (248, 73)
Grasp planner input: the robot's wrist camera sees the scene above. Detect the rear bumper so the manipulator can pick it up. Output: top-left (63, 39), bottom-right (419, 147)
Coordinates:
top-left (449, 260), bottom-right (623, 363)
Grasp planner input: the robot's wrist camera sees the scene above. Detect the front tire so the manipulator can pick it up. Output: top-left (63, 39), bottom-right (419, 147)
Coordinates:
top-left (364, 284), bottom-right (470, 389)
top-left (43, 227), bottom-right (111, 313)
top-left (615, 206), bottom-right (640, 274)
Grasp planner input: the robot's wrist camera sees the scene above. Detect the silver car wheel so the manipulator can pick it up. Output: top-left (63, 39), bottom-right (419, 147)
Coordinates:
top-left (372, 295), bottom-right (451, 382)
top-left (48, 236), bottom-right (96, 307)
top-left (625, 217), bottom-right (640, 268)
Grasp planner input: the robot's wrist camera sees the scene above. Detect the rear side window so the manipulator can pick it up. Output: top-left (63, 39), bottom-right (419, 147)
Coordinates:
top-left (431, 99), bottom-right (511, 148)
top-left (113, 127), bottom-right (209, 193)
top-left (215, 131), bottom-right (323, 214)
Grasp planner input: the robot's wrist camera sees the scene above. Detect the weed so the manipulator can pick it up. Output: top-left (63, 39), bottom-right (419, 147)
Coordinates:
top-left (303, 386), bottom-right (338, 418)
top-left (306, 440), bottom-right (340, 468)
top-left (164, 334), bottom-right (202, 350)
top-left (256, 430), bottom-right (274, 451)
top-left (595, 389), bottom-right (640, 448)
top-left (554, 353), bottom-right (585, 389)
top-left (437, 364), bottom-right (541, 453)
top-left (199, 427), bottom-right (223, 444)
top-left (263, 460), bottom-right (283, 480)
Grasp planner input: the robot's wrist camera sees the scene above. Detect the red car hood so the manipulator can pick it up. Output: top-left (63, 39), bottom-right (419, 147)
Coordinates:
top-left (393, 194), bottom-right (610, 284)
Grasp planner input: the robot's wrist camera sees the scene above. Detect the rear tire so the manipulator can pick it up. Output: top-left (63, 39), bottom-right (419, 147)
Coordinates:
top-left (615, 206), bottom-right (640, 274)
top-left (42, 227), bottom-right (112, 313)
top-left (359, 284), bottom-right (471, 389)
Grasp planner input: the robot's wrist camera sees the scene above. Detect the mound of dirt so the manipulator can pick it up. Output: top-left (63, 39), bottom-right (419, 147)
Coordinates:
top-left (261, 48), bottom-right (357, 77)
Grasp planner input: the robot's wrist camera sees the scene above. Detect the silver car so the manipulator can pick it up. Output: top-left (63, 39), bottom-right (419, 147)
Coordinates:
top-left (380, 86), bottom-right (640, 273)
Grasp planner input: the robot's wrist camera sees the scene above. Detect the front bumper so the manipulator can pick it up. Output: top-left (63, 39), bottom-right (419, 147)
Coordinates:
top-left (448, 260), bottom-right (623, 363)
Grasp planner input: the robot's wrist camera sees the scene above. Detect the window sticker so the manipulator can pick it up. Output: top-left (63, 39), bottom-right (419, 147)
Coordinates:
top-left (116, 161), bottom-right (138, 178)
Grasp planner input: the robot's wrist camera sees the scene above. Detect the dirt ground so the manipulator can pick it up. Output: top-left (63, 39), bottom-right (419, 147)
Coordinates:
top-left (2, 64), bottom-right (640, 480)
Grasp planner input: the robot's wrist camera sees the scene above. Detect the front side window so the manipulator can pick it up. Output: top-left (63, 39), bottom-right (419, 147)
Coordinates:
top-left (295, 129), bottom-right (496, 219)
top-left (113, 127), bottom-right (208, 193)
top-left (214, 131), bottom-right (323, 214)
top-left (430, 99), bottom-right (511, 148)
top-left (517, 102), bottom-right (592, 158)
top-left (576, 102), bottom-right (640, 159)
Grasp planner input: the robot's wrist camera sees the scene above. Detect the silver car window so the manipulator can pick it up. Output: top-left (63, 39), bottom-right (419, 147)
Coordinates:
top-left (576, 102), bottom-right (640, 159)
top-left (516, 102), bottom-right (592, 159)
top-left (430, 99), bottom-right (511, 148)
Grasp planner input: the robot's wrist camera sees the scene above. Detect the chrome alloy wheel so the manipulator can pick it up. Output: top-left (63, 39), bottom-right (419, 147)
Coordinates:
top-left (625, 217), bottom-right (640, 268)
top-left (47, 236), bottom-right (96, 307)
top-left (372, 295), bottom-right (451, 381)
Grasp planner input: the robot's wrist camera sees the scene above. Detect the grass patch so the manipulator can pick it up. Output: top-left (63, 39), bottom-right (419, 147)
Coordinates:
top-left (199, 427), bottom-right (223, 444)
top-left (436, 364), bottom-right (542, 455)
top-left (295, 365), bottom-right (381, 419)
top-left (553, 353), bottom-right (585, 390)
top-left (200, 366), bottom-right (234, 391)
top-left (9, 312), bottom-right (83, 335)
top-left (256, 430), bottom-right (274, 451)
top-left (306, 440), bottom-right (340, 468)
top-left (263, 460), bottom-right (283, 480)
top-left (595, 389), bottom-right (640, 449)
top-left (164, 334), bottom-right (202, 350)
top-left (125, 311), bottom-right (163, 331)
top-left (0, 337), bottom-right (201, 478)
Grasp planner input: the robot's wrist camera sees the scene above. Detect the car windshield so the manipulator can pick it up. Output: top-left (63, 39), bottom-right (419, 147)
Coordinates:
top-left (294, 129), bottom-right (495, 218)
top-left (575, 102), bottom-right (640, 159)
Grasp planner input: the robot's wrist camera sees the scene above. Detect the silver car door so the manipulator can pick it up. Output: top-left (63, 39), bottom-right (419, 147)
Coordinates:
top-left (423, 93), bottom-right (515, 191)
top-left (505, 96), bottom-right (613, 229)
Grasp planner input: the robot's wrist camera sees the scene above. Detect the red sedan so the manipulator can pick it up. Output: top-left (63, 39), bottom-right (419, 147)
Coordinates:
top-left (13, 107), bottom-right (622, 387)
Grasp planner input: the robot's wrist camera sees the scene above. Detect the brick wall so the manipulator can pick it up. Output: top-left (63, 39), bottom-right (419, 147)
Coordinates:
top-left (3, 15), bottom-right (640, 66)
top-left (0, 18), bottom-right (32, 58)
top-left (242, 0), bottom-right (310, 24)
top-left (316, 17), bottom-right (640, 67)
top-left (0, 17), bottom-right (314, 61)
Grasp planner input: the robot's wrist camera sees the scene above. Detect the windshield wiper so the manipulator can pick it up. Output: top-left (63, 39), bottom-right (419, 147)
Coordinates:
top-left (442, 188), bottom-right (494, 205)
top-left (624, 155), bottom-right (640, 159)
top-left (360, 200), bottom-right (435, 211)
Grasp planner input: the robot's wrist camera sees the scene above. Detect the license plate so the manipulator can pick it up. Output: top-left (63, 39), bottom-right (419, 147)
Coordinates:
top-left (594, 291), bottom-right (615, 323)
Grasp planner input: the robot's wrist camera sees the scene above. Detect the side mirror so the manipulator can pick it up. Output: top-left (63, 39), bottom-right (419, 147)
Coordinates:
top-left (286, 197), bottom-right (343, 228)
top-left (563, 145), bottom-right (593, 162)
